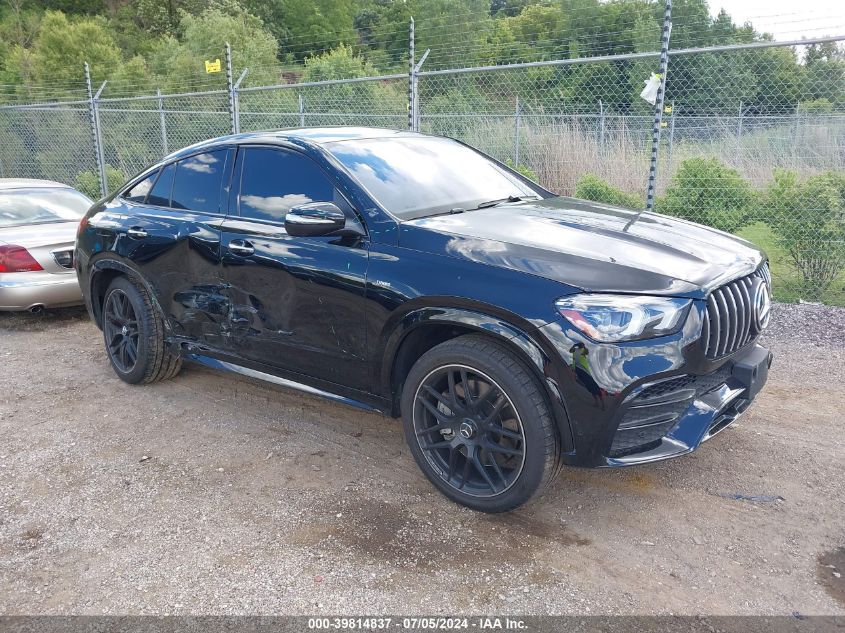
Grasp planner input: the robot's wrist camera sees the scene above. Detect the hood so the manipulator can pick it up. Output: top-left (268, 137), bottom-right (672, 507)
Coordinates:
top-left (400, 196), bottom-right (764, 297)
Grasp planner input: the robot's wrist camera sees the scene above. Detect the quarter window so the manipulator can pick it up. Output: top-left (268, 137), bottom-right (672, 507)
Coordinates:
top-left (170, 150), bottom-right (228, 213)
top-left (147, 163), bottom-right (175, 207)
top-left (238, 148), bottom-right (335, 222)
top-left (124, 170), bottom-right (158, 203)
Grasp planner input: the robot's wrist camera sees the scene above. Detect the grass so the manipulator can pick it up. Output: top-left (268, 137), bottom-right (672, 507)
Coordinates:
top-left (735, 222), bottom-right (845, 306)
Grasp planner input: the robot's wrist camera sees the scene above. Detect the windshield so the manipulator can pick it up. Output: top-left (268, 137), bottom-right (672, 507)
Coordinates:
top-left (326, 136), bottom-right (545, 220)
top-left (0, 187), bottom-right (92, 229)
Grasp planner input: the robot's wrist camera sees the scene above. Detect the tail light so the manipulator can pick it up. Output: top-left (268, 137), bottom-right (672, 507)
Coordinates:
top-left (0, 245), bottom-right (44, 273)
top-left (77, 215), bottom-right (88, 238)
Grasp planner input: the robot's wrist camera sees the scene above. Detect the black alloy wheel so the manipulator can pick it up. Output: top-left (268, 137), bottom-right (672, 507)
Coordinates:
top-left (104, 288), bottom-right (140, 374)
top-left (101, 275), bottom-right (182, 384)
top-left (401, 334), bottom-right (560, 513)
top-left (413, 364), bottom-right (526, 497)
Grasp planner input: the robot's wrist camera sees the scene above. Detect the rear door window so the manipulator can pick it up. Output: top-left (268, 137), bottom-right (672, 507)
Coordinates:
top-left (170, 150), bottom-right (228, 213)
top-left (147, 163), bottom-right (175, 207)
top-left (124, 170), bottom-right (158, 203)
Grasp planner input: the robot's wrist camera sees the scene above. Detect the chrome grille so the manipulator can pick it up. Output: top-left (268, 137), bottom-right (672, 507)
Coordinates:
top-left (701, 265), bottom-right (770, 360)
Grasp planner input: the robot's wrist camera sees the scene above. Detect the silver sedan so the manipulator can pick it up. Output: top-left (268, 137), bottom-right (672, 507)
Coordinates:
top-left (0, 179), bottom-right (93, 312)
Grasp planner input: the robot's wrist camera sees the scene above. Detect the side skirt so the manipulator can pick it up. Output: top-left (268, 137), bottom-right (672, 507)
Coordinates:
top-left (185, 353), bottom-right (389, 415)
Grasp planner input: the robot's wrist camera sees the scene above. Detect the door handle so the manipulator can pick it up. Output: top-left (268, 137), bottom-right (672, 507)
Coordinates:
top-left (127, 227), bottom-right (148, 239)
top-left (228, 240), bottom-right (255, 256)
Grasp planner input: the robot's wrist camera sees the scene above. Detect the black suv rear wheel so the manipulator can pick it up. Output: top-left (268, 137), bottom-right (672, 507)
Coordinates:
top-left (102, 276), bottom-right (182, 384)
top-left (401, 334), bottom-right (560, 512)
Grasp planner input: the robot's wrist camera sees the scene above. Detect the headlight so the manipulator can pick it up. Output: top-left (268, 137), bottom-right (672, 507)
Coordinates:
top-left (555, 295), bottom-right (691, 343)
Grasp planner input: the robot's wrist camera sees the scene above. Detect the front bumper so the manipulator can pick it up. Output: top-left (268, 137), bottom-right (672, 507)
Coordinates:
top-left (0, 271), bottom-right (83, 311)
top-left (537, 300), bottom-right (772, 468)
top-left (607, 343), bottom-right (772, 466)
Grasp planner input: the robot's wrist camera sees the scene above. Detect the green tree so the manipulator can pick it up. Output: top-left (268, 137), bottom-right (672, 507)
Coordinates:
top-left (244, 0), bottom-right (358, 61)
top-left (299, 45), bottom-right (405, 122)
top-left (803, 42), bottom-right (845, 109)
top-left (149, 4), bottom-right (280, 88)
top-left (480, 4), bottom-right (566, 64)
top-left (413, 0), bottom-right (492, 70)
top-left (132, 0), bottom-right (207, 37)
top-left (30, 10), bottom-right (122, 84)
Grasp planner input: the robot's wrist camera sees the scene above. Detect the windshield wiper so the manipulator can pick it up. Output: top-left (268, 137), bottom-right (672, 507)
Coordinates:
top-left (409, 196), bottom-right (538, 220)
top-left (475, 195), bottom-right (539, 210)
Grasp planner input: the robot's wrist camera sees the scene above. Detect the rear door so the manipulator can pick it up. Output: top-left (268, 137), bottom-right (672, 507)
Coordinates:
top-left (114, 148), bottom-right (234, 347)
top-left (219, 145), bottom-right (370, 390)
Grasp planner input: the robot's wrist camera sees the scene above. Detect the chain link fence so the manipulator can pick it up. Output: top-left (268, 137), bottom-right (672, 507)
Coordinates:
top-left (237, 75), bottom-right (408, 131)
top-left (0, 101), bottom-right (97, 191)
top-left (0, 32), bottom-right (843, 305)
top-left (97, 91), bottom-right (233, 182)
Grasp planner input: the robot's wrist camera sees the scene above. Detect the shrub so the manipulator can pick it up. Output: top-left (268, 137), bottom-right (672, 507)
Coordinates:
top-left (574, 174), bottom-right (642, 209)
top-left (76, 165), bottom-right (126, 200)
top-left (505, 159), bottom-right (539, 183)
top-left (800, 98), bottom-right (834, 114)
top-left (656, 157), bottom-right (754, 233)
top-left (764, 170), bottom-right (845, 301)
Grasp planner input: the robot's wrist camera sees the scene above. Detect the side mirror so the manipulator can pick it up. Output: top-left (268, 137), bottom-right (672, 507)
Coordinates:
top-left (284, 202), bottom-right (347, 237)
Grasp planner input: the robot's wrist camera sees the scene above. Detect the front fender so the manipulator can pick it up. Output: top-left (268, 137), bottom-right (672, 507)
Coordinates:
top-left (379, 304), bottom-right (575, 453)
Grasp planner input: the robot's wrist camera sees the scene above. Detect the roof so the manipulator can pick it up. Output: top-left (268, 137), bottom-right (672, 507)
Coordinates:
top-left (0, 178), bottom-right (75, 191)
top-left (164, 126), bottom-right (429, 161)
top-left (272, 127), bottom-right (425, 144)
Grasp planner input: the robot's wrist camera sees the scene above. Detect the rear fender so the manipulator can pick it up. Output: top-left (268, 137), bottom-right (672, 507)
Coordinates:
top-left (88, 257), bottom-right (169, 334)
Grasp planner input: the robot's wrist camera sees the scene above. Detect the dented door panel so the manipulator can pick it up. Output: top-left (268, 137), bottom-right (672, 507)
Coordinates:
top-left (219, 217), bottom-right (370, 390)
top-left (91, 202), bottom-right (228, 344)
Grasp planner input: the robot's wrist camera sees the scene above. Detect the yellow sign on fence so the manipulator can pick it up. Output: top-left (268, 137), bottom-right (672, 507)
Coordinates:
top-left (205, 59), bottom-right (222, 74)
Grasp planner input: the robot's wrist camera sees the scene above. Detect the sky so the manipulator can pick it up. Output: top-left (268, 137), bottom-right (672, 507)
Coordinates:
top-left (710, 0), bottom-right (845, 41)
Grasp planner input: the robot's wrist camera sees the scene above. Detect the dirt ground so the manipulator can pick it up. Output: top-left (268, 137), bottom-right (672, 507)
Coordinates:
top-left (0, 305), bottom-right (843, 615)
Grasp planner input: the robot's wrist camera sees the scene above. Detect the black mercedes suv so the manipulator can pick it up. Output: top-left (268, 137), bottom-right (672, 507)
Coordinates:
top-left (75, 127), bottom-right (773, 512)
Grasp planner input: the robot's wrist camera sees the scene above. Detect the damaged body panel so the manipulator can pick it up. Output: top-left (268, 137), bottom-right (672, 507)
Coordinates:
top-left (76, 127), bottom-right (773, 500)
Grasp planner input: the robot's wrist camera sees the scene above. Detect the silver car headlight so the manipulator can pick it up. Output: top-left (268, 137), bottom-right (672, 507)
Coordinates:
top-left (555, 295), bottom-right (691, 343)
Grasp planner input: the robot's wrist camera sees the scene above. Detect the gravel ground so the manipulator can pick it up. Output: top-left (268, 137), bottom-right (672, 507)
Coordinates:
top-left (0, 303), bottom-right (843, 615)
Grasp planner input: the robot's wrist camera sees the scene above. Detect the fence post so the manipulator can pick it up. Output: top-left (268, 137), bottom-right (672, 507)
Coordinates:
top-left (667, 101), bottom-right (676, 165)
top-left (157, 89), bottom-right (168, 155)
top-left (408, 17), bottom-right (415, 131)
top-left (412, 49), bottom-right (430, 133)
top-left (736, 100), bottom-right (743, 159)
top-left (644, 0), bottom-right (673, 215)
top-left (513, 96), bottom-right (521, 166)
top-left (232, 68), bottom-right (248, 134)
top-left (225, 42), bottom-right (236, 134)
top-left (85, 62), bottom-right (108, 198)
top-left (598, 99), bottom-right (605, 154)
top-left (299, 94), bottom-right (305, 127)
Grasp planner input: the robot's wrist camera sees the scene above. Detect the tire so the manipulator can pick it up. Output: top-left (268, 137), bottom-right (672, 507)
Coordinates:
top-left (401, 334), bottom-right (560, 513)
top-left (102, 275), bottom-right (182, 385)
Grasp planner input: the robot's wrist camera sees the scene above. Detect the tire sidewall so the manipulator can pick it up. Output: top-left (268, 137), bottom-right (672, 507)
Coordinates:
top-left (401, 339), bottom-right (554, 512)
top-left (103, 277), bottom-right (153, 384)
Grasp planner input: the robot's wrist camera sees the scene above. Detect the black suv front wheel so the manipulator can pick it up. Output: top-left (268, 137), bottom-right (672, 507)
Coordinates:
top-left (401, 335), bottom-right (560, 512)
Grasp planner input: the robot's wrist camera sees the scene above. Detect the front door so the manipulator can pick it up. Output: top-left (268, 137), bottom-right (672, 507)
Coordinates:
top-left (219, 146), bottom-right (370, 391)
